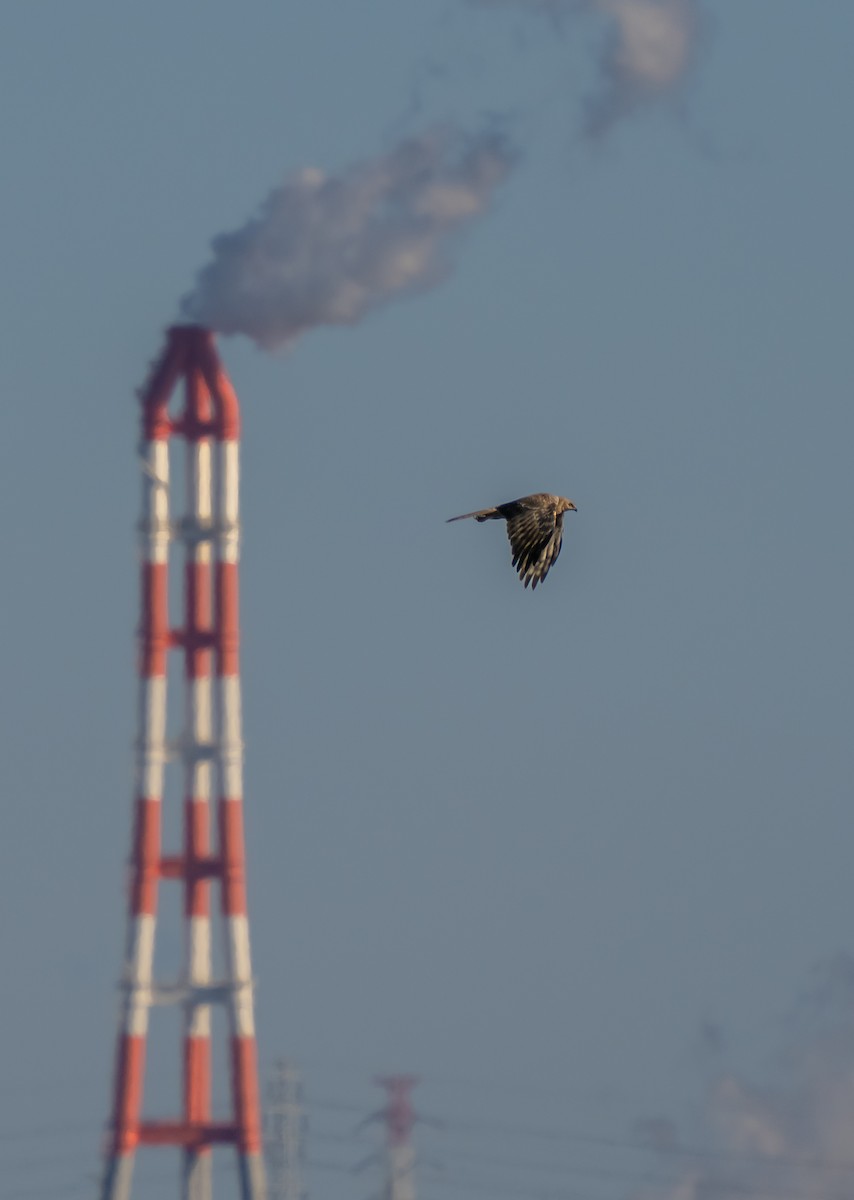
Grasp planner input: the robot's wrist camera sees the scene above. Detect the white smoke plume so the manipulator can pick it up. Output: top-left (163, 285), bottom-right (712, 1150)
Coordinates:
top-left (636, 957), bottom-right (854, 1200)
top-left (586, 0), bottom-right (701, 136)
top-left (471, 0), bottom-right (702, 136)
top-left (182, 126), bottom-right (515, 351)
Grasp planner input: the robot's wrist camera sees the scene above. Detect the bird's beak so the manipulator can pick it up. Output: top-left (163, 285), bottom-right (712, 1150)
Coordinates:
top-left (569, 503), bottom-right (578, 512)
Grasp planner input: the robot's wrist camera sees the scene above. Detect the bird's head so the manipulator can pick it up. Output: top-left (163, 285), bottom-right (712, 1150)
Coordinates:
top-left (562, 498), bottom-right (577, 514)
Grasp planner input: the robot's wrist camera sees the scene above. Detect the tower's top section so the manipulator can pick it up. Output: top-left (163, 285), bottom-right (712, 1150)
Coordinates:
top-left (138, 324), bottom-right (240, 442)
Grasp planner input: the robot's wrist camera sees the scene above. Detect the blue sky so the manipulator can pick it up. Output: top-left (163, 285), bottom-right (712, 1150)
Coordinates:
top-left (2, 3), bottom-right (854, 1197)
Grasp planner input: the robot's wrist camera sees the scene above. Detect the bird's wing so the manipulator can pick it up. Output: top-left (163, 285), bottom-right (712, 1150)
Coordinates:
top-left (446, 506), bottom-right (500, 523)
top-left (505, 506), bottom-right (564, 589)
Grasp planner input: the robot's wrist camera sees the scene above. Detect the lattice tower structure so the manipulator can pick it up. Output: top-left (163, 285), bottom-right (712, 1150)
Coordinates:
top-left (266, 1062), bottom-right (307, 1200)
top-left (100, 326), bottom-right (266, 1200)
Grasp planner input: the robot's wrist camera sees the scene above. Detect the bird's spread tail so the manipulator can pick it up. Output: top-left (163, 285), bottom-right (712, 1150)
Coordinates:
top-left (446, 507), bottom-right (501, 523)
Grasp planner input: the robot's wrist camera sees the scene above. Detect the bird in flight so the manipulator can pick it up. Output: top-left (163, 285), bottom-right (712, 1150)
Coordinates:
top-left (447, 493), bottom-right (577, 589)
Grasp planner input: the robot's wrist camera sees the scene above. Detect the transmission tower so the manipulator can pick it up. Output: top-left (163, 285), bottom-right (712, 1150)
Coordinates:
top-left (376, 1076), bottom-right (418, 1200)
top-left (100, 326), bottom-right (266, 1200)
top-left (266, 1061), bottom-right (307, 1200)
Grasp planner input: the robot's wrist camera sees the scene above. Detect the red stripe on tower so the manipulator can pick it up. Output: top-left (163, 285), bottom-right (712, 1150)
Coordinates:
top-left (100, 328), bottom-right (266, 1200)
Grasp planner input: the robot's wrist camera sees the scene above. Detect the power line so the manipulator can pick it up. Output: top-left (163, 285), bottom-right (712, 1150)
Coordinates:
top-left (308, 1095), bottom-right (854, 1181)
top-left (303, 1091), bottom-right (854, 1199)
top-left (413, 1111), bottom-right (854, 1177)
top-left (9, 1084), bottom-right (854, 1200)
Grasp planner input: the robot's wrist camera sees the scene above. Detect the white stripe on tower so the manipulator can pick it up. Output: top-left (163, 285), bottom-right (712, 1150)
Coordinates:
top-left (209, 359), bottom-right (266, 1199)
top-left (101, 404), bottom-right (173, 1200)
top-left (182, 368), bottom-right (215, 1200)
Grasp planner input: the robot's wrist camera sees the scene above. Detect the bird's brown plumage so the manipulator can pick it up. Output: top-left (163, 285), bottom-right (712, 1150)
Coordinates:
top-left (447, 493), bottom-right (577, 589)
